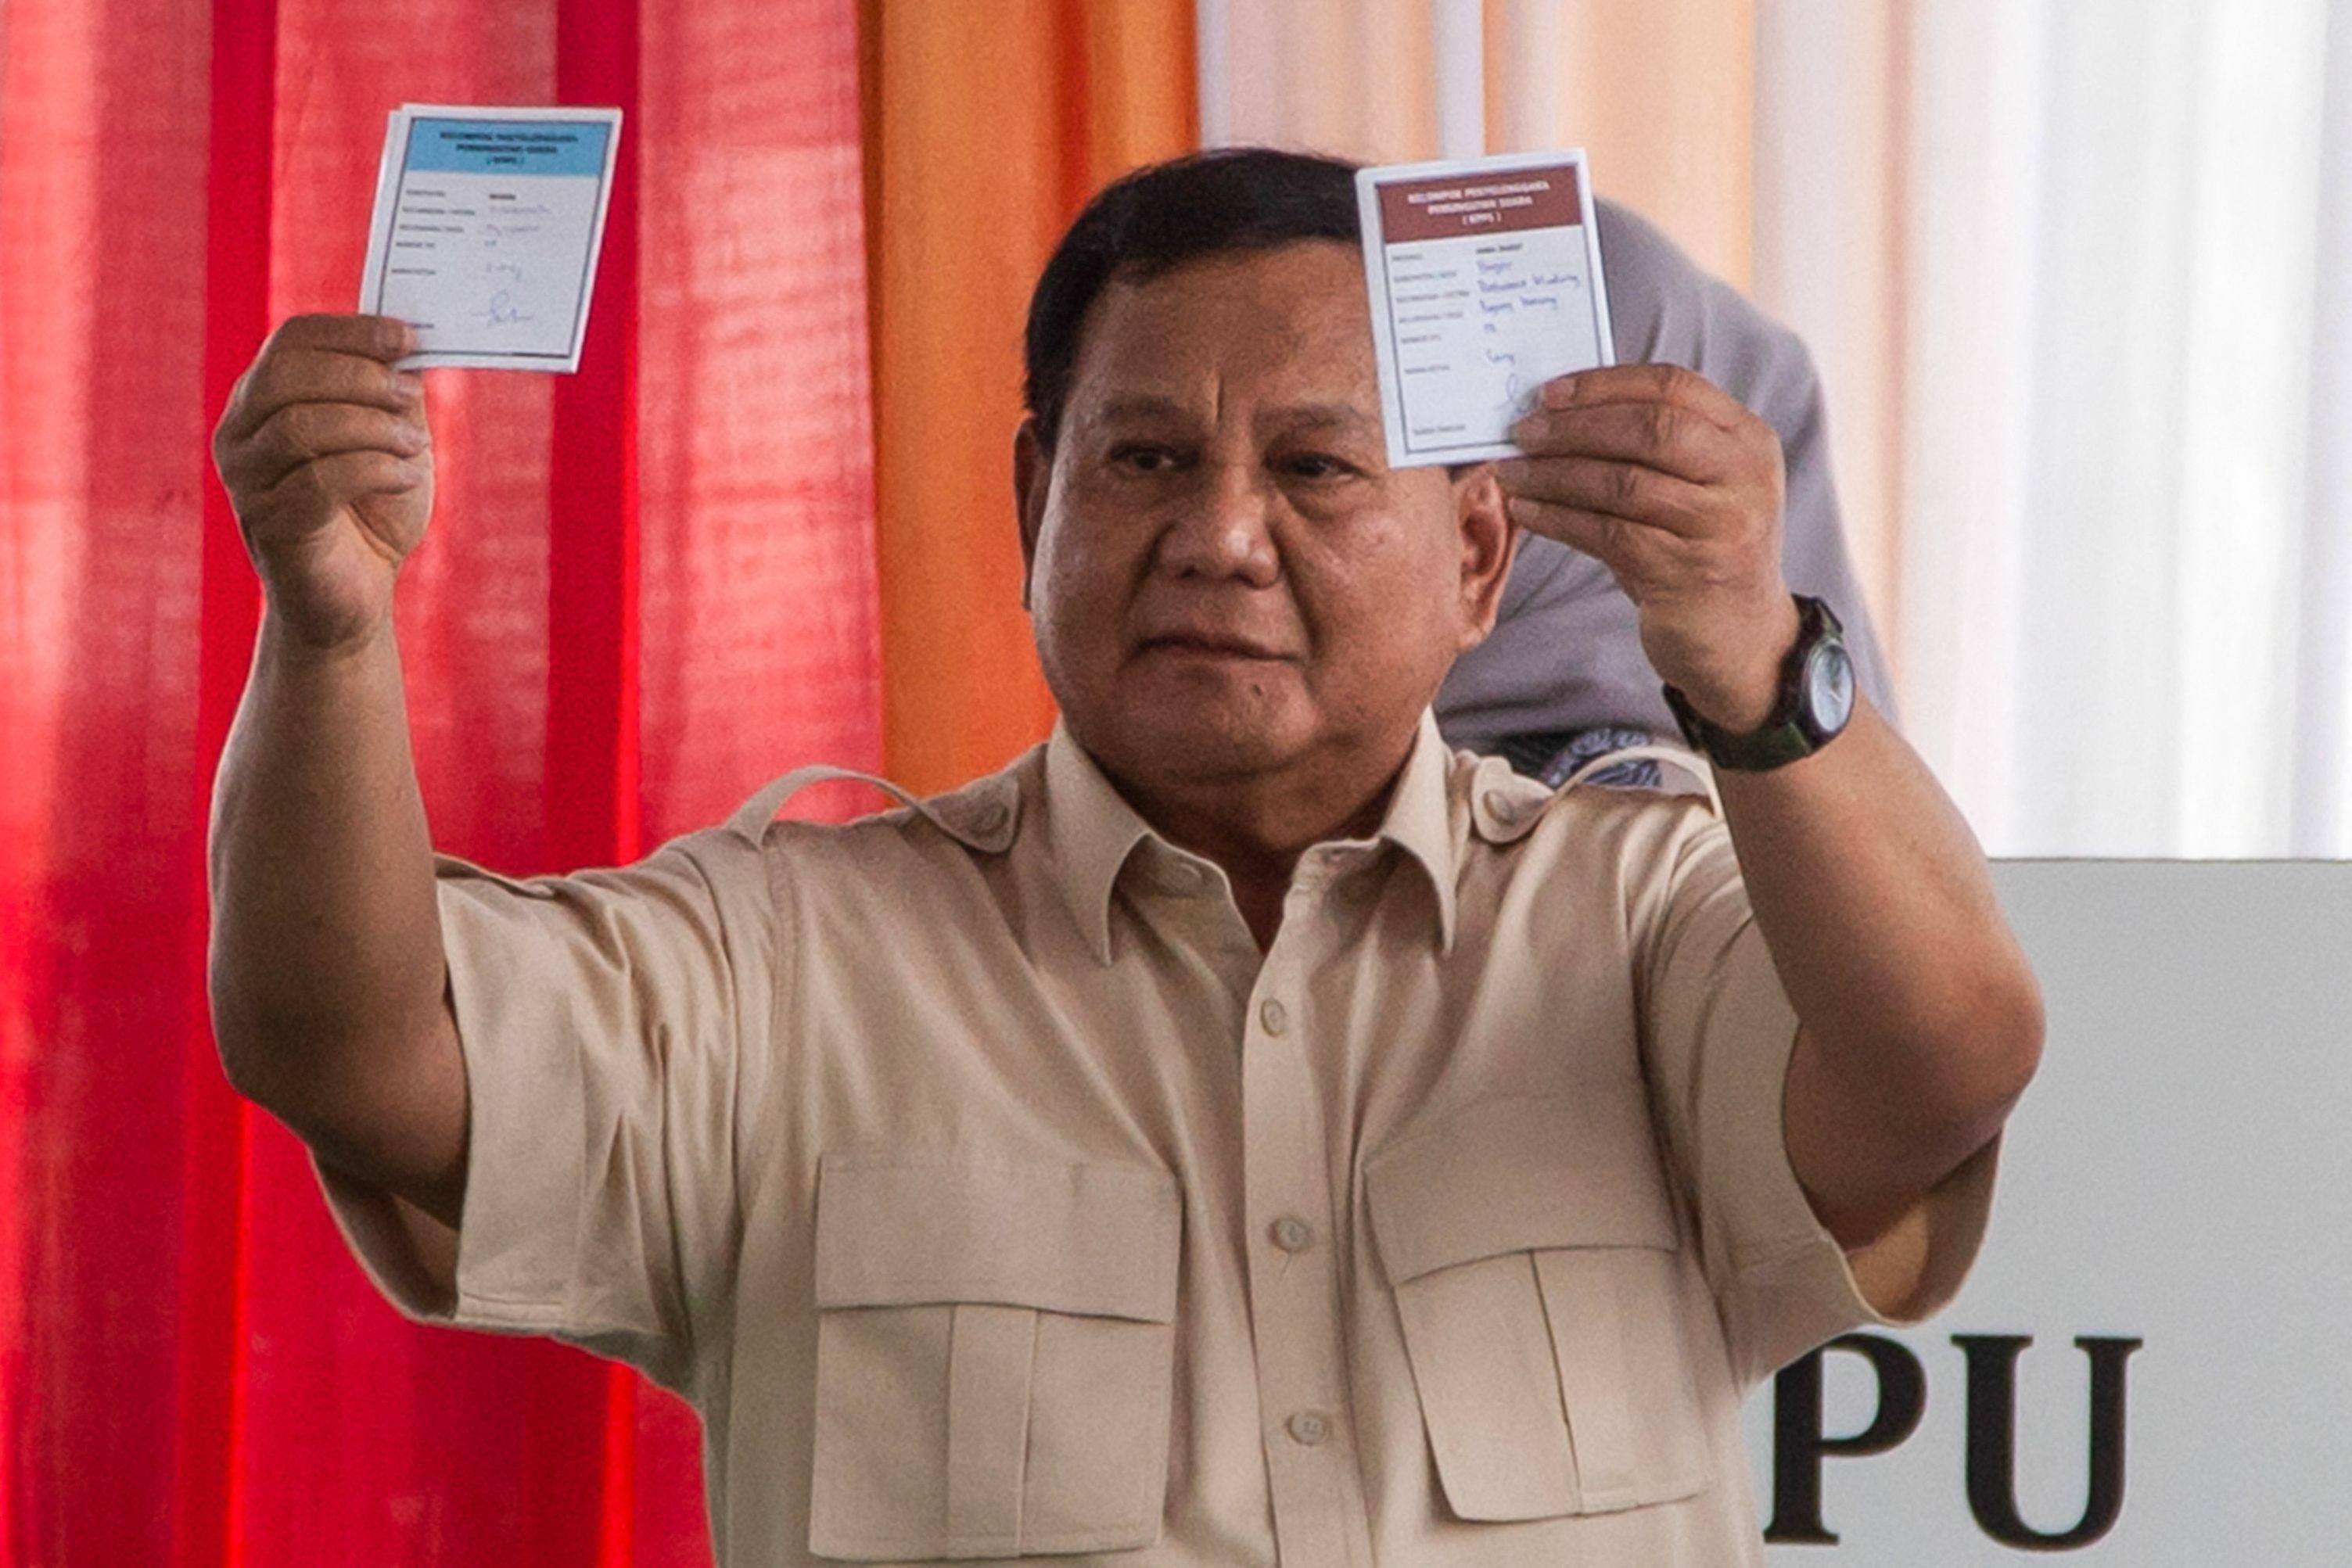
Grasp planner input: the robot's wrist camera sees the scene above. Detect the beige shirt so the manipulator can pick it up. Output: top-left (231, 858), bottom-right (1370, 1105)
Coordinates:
top-left (320, 712), bottom-right (1995, 1566)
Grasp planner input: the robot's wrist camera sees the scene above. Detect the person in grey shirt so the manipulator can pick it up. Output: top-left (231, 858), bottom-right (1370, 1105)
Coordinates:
top-left (1438, 200), bottom-right (1895, 787)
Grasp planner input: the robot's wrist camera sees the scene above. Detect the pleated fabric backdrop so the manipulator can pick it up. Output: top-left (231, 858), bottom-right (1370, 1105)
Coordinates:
top-left (0, 0), bottom-right (1194, 1560)
top-left (2, 0), bottom-right (887, 1560)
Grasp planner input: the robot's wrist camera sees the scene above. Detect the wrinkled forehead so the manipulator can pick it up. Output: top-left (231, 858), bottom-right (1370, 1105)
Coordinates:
top-left (1063, 240), bottom-right (1381, 434)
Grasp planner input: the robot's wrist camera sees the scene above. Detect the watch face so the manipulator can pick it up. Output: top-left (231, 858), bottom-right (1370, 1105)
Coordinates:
top-left (1804, 641), bottom-right (1856, 733)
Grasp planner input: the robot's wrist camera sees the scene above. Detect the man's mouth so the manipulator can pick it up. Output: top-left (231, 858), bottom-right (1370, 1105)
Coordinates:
top-left (1137, 634), bottom-right (1291, 662)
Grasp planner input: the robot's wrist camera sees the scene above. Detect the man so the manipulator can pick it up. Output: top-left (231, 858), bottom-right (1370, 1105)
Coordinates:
top-left (208, 149), bottom-right (2038, 1564)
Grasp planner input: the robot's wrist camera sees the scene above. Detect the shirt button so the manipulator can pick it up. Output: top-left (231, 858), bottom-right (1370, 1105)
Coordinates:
top-left (1258, 998), bottom-right (1289, 1035)
top-left (1287, 1410), bottom-right (1331, 1447)
top-left (1481, 787), bottom-right (1522, 823)
top-left (1162, 861), bottom-right (1207, 895)
top-left (971, 798), bottom-right (1011, 834)
top-left (1270, 1215), bottom-right (1316, 1253)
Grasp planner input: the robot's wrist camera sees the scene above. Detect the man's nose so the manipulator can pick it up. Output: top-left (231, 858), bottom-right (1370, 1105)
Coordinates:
top-left (1154, 462), bottom-right (1280, 587)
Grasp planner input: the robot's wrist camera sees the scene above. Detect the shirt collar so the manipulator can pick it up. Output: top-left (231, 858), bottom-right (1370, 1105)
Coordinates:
top-left (1381, 709), bottom-right (1460, 951)
top-left (1043, 710), bottom-right (1460, 963)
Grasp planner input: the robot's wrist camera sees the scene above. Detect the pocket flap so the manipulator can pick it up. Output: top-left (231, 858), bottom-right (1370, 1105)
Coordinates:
top-left (816, 1155), bottom-right (1180, 1323)
top-left (1365, 1092), bottom-right (1678, 1285)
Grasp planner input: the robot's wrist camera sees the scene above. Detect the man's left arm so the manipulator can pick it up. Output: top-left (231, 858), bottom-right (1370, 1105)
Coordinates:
top-left (1496, 364), bottom-right (2044, 1310)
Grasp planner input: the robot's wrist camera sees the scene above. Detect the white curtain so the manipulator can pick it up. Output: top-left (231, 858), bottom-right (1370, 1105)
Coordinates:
top-left (1898, 0), bottom-right (2348, 857)
top-left (1195, 0), bottom-right (2352, 858)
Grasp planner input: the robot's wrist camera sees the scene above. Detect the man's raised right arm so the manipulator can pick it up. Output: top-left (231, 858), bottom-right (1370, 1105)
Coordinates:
top-left (206, 313), bottom-right (468, 1236)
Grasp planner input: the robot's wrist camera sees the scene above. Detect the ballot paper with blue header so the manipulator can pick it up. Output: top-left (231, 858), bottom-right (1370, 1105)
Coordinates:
top-left (1356, 149), bottom-right (1614, 468)
top-left (359, 104), bottom-right (623, 371)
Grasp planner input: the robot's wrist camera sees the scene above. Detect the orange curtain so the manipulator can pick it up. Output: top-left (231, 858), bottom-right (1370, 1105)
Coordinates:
top-left (1481, 0), bottom-right (1756, 289)
top-left (860, 0), bottom-right (1197, 795)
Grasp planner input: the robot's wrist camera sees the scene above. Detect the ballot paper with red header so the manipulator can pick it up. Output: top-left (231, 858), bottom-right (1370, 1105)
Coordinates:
top-left (1356, 150), bottom-right (1614, 468)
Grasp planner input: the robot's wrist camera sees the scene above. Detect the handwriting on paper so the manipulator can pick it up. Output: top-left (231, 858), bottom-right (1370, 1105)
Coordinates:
top-left (359, 106), bottom-right (621, 371)
top-left (1357, 154), bottom-right (1614, 468)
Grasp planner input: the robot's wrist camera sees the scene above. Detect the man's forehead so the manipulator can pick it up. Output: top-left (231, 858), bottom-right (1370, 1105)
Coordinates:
top-left (1089, 390), bottom-right (1380, 436)
top-left (1097, 242), bottom-right (1368, 337)
top-left (1069, 242), bottom-right (1379, 425)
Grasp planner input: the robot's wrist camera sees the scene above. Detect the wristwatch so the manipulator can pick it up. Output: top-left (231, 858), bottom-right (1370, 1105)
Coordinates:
top-left (1662, 595), bottom-right (1855, 771)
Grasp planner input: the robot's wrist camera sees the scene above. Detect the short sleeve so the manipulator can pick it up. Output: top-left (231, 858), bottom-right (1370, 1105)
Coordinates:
top-left (313, 827), bottom-right (778, 1396)
top-left (1633, 806), bottom-right (1998, 1390)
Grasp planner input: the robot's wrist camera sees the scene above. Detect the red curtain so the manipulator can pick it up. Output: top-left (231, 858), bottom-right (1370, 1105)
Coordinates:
top-left (2, 0), bottom-right (879, 1562)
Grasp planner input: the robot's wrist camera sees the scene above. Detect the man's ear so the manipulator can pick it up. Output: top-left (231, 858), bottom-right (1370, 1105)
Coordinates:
top-left (1452, 462), bottom-right (1521, 650)
top-left (1013, 419), bottom-right (1050, 612)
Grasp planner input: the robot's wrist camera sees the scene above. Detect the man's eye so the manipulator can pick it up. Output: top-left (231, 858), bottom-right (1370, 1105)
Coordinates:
top-left (1282, 452), bottom-right (1358, 481)
top-left (1109, 443), bottom-right (1183, 474)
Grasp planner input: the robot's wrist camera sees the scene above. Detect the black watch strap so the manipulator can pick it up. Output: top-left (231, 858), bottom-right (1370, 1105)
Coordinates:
top-left (1662, 596), bottom-right (1851, 772)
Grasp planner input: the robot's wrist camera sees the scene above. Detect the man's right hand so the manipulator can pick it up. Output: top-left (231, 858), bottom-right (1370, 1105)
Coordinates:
top-left (207, 311), bottom-right (470, 1244)
top-left (212, 313), bottom-right (433, 650)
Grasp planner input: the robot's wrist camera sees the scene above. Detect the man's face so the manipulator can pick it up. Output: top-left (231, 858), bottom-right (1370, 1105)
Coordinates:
top-left (1017, 240), bottom-right (1514, 792)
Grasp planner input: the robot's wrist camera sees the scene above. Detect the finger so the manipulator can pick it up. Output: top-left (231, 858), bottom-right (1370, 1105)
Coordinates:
top-left (1502, 494), bottom-right (1647, 576)
top-left (250, 449), bottom-right (427, 527)
top-left (225, 402), bottom-right (430, 495)
top-left (219, 350), bottom-right (422, 448)
top-left (266, 312), bottom-right (418, 364)
top-left (1531, 363), bottom-right (1751, 432)
top-left (1509, 400), bottom-right (1745, 485)
top-left (1494, 454), bottom-right (1718, 537)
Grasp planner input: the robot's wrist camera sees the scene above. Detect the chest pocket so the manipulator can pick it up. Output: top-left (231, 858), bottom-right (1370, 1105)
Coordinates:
top-left (1365, 1092), bottom-right (1711, 1521)
top-left (809, 1155), bottom-right (1180, 1561)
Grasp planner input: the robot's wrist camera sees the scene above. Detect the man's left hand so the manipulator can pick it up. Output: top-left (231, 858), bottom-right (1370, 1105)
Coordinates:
top-left (1496, 364), bottom-right (1798, 733)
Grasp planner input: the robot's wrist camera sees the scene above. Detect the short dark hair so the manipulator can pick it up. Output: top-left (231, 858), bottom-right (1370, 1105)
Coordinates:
top-left (1022, 148), bottom-right (1363, 451)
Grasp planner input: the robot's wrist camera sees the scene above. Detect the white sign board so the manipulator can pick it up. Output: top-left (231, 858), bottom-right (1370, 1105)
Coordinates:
top-left (1741, 859), bottom-right (2352, 1561)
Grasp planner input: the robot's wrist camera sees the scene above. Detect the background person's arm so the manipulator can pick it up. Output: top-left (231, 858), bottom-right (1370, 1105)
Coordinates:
top-left (206, 313), bottom-right (469, 1238)
top-left (1495, 364), bottom-right (2042, 1304)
